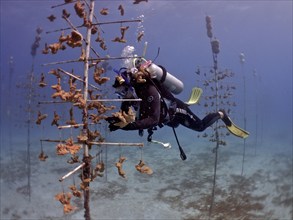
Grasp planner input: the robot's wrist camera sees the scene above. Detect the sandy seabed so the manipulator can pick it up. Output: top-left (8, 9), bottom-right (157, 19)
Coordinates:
top-left (0, 130), bottom-right (292, 220)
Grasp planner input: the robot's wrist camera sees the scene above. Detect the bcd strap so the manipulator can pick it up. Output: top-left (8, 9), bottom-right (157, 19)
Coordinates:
top-left (158, 65), bottom-right (167, 83)
top-left (147, 76), bottom-right (187, 161)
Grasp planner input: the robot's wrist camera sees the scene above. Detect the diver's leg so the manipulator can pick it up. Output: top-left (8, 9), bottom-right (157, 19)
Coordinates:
top-left (171, 99), bottom-right (245, 135)
top-left (201, 112), bottom-right (222, 129)
top-left (174, 107), bottom-right (221, 132)
top-left (170, 98), bottom-right (220, 131)
top-left (218, 110), bottom-right (231, 126)
top-left (174, 104), bottom-right (249, 138)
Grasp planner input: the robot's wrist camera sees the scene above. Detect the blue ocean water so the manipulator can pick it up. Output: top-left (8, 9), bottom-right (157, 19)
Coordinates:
top-left (0, 1), bottom-right (292, 219)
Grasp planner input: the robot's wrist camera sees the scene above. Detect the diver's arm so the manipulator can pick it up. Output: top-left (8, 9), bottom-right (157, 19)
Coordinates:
top-left (121, 114), bottom-right (159, 130)
top-left (122, 85), bottom-right (161, 130)
top-left (120, 101), bottom-right (133, 112)
top-left (120, 89), bottom-right (139, 112)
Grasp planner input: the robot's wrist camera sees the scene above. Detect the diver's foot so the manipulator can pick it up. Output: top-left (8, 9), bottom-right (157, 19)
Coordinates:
top-left (219, 109), bottom-right (232, 126)
top-left (219, 109), bottom-right (249, 138)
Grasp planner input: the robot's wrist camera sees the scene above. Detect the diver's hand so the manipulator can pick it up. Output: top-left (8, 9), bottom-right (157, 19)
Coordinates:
top-left (123, 108), bottom-right (135, 123)
top-left (105, 116), bottom-right (120, 124)
top-left (105, 116), bottom-right (121, 131)
top-left (108, 123), bottom-right (120, 131)
top-left (114, 120), bottom-right (129, 128)
top-left (106, 115), bottom-right (128, 131)
top-left (106, 108), bottom-right (136, 131)
top-left (114, 108), bottom-right (135, 128)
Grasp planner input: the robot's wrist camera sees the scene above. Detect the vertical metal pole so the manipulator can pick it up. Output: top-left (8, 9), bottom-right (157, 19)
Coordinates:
top-left (240, 55), bottom-right (246, 176)
top-left (8, 56), bottom-right (14, 160)
top-left (82, 1), bottom-right (95, 220)
top-left (83, 3), bottom-right (94, 158)
top-left (253, 69), bottom-right (259, 154)
top-left (209, 52), bottom-right (220, 219)
top-left (27, 61), bottom-right (35, 202)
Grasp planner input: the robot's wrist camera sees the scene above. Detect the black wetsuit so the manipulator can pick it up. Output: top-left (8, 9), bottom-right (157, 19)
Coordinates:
top-left (119, 77), bottom-right (222, 132)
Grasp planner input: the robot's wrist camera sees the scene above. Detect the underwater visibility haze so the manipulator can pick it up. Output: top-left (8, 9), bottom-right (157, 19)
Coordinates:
top-left (0, 0), bottom-right (292, 219)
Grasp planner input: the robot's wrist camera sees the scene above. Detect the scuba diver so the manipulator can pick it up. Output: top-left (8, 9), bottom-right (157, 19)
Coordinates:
top-left (106, 58), bottom-right (249, 143)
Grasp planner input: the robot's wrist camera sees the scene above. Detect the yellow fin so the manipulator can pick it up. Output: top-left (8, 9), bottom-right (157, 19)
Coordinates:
top-left (185, 87), bottom-right (203, 105)
top-left (227, 122), bottom-right (250, 139)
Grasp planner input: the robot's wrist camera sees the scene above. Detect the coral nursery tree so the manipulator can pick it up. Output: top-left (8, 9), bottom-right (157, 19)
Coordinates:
top-left (197, 15), bottom-right (238, 217)
top-left (36, 1), bottom-right (144, 219)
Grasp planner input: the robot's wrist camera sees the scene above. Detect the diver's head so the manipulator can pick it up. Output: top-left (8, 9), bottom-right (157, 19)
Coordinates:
top-left (134, 58), bottom-right (143, 69)
top-left (132, 57), bottom-right (152, 72)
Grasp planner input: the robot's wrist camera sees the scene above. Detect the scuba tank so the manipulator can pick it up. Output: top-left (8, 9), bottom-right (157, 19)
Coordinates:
top-left (133, 58), bottom-right (184, 95)
top-left (145, 62), bottom-right (184, 94)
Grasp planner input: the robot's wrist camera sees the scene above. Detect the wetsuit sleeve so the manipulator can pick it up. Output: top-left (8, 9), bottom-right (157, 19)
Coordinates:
top-left (122, 84), bottom-right (161, 130)
top-left (120, 101), bottom-right (132, 112)
top-left (120, 92), bottom-right (138, 112)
